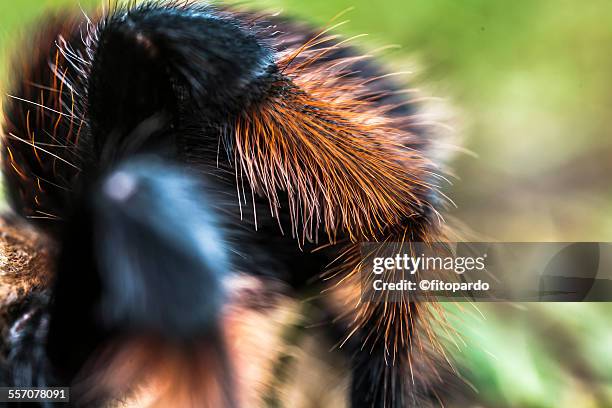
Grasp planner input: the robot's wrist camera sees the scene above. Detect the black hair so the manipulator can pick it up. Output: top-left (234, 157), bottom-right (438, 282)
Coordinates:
top-left (1, 2), bottom-right (454, 407)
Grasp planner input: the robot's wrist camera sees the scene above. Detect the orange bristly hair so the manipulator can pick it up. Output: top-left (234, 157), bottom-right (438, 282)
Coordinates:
top-left (324, 239), bottom-right (458, 384)
top-left (1, 13), bottom-right (90, 220)
top-left (234, 50), bottom-right (442, 244)
top-left (235, 27), bottom-right (458, 395)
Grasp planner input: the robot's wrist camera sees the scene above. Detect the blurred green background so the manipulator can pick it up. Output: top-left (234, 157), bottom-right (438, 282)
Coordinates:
top-left (1, 1), bottom-right (611, 407)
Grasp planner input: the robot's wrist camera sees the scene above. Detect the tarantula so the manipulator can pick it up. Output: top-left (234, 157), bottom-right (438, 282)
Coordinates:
top-left (0, 1), bottom-right (457, 406)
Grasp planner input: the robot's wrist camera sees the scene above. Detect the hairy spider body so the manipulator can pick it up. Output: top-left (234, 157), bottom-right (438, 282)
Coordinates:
top-left (1, 1), bottom-right (454, 407)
